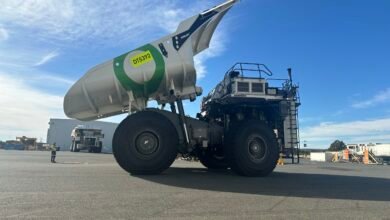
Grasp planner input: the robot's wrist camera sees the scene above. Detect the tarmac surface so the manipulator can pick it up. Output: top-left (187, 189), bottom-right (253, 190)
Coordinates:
top-left (1, 150), bottom-right (390, 219)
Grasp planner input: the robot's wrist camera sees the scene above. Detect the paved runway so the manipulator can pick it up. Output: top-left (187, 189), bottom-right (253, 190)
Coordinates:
top-left (1, 150), bottom-right (390, 219)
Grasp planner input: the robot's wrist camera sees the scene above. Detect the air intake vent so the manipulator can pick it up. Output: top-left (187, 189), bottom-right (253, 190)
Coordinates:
top-left (237, 82), bottom-right (249, 92)
top-left (252, 83), bottom-right (263, 93)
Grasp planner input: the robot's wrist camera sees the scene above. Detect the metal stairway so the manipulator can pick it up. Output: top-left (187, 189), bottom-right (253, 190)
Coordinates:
top-left (350, 151), bottom-right (362, 163)
top-left (283, 100), bottom-right (300, 164)
top-left (368, 151), bottom-right (379, 164)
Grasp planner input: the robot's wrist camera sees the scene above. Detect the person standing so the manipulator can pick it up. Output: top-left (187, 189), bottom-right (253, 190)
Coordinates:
top-left (51, 142), bottom-right (57, 163)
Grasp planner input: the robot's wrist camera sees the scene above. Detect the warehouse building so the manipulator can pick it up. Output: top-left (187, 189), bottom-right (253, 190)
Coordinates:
top-left (47, 118), bottom-right (118, 153)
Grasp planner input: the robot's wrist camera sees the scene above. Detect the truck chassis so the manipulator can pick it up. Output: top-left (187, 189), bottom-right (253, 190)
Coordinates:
top-left (112, 63), bottom-right (300, 176)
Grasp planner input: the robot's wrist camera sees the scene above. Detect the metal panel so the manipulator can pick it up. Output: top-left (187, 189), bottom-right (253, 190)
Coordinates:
top-left (251, 82), bottom-right (264, 93)
top-left (237, 82), bottom-right (249, 92)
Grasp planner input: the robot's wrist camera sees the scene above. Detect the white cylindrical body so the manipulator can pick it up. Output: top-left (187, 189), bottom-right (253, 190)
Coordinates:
top-left (63, 0), bottom-right (237, 121)
top-left (64, 40), bottom-right (197, 121)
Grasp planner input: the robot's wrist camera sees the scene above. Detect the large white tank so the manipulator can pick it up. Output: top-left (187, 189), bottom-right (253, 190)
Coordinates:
top-left (64, 0), bottom-right (237, 121)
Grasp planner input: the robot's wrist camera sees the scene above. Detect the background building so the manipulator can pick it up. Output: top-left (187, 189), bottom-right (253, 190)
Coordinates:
top-left (47, 118), bottom-right (118, 153)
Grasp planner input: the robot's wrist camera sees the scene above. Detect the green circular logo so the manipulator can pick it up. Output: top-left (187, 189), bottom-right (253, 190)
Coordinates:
top-left (113, 44), bottom-right (165, 97)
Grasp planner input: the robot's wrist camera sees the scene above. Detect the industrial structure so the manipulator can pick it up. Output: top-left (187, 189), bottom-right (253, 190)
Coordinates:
top-left (47, 118), bottom-right (117, 152)
top-left (310, 143), bottom-right (390, 165)
top-left (346, 143), bottom-right (390, 164)
top-left (0, 136), bottom-right (48, 151)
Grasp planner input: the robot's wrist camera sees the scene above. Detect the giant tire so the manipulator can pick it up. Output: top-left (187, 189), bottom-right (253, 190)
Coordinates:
top-left (198, 147), bottom-right (228, 169)
top-left (95, 142), bottom-right (103, 153)
top-left (226, 121), bottom-right (279, 177)
top-left (74, 141), bottom-right (80, 152)
top-left (112, 111), bottom-right (178, 175)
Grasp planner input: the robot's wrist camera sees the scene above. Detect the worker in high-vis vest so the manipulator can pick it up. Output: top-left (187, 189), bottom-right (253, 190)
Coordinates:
top-left (51, 143), bottom-right (57, 163)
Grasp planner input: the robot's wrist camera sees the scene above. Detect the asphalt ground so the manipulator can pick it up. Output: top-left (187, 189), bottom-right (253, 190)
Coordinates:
top-left (1, 150), bottom-right (390, 219)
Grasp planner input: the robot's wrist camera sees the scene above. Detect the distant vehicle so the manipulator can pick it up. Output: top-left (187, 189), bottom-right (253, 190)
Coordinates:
top-left (70, 126), bottom-right (104, 153)
top-left (346, 143), bottom-right (390, 164)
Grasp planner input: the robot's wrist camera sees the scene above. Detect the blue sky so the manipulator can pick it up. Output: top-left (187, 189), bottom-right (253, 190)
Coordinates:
top-left (0, 0), bottom-right (389, 148)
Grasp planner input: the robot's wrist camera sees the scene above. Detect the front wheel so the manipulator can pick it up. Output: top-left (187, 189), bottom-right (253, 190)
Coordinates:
top-left (226, 121), bottom-right (279, 177)
top-left (112, 111), bottom-right (178, 175)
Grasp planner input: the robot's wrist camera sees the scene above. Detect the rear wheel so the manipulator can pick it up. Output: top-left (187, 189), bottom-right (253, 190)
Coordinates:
top-left (95, 142), bottom-right (102, 153)
top-left (226, 121), bottom-right (279, 177)
top-left (112, 111), bottom-right (178, 175)
top-left (198, 147), bottom-right (228, 169)
top-left (74, 141), bottom-right (80, 152)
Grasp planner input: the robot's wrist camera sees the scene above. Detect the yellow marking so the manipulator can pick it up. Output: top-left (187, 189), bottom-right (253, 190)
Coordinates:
top-left (130, 50), bottom-right (154, 68)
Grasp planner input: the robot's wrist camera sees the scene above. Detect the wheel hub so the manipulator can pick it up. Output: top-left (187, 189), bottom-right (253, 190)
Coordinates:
top-left (135, 132), bottom-right (159, 155)
top-left (248, 137), bottom-right (266, 161)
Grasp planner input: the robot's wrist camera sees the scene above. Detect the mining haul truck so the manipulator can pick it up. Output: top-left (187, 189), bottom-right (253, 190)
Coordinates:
top-left (63, 0), bottom-right (300, 176)
top-left (70, 126), bottom-right (104, 153)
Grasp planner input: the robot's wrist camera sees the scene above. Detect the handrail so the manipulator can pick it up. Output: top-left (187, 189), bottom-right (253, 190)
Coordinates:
top-left (224, 62), bottom-right (273, 78)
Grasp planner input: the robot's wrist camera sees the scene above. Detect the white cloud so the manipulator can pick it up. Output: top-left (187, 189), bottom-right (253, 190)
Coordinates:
top-left (31, 73), bottom-right (74, 85)
top-left (0, 0), bottom-right (229, 79)
top-left (0, 27), bottom-right (9, 41)
top-left (352, 88), bottom-right (390, 109)
top-left (0, 53), bottom-right (74, 90)
top-left (301, 118), bottom-right (390, 148)
top-left (0, 73), bottom-right (65, 141)
top-left (0, 47), bottom-right (75, 141)
top-left (0, 45), bottom-right (57, 68)
top-left (0, 0), bottom-right (219, 45)
top-left (158, 9), bottom-right (186, 32)
top-left (33, 51), bottom-right (59, 66)
top-left (0, 0), bottom-right (76, 41)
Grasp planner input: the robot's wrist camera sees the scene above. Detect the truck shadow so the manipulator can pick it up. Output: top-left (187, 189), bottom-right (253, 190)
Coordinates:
top-left (138, 167), bottom-right (390, 201)
top-left (55, 161), bottom-right (82, 164)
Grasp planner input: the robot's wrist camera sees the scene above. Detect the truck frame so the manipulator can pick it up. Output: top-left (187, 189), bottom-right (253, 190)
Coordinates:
top-left (112, 63), bottom-right (300, 176)
top-left (64, 0), bottom-right (301, 176)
